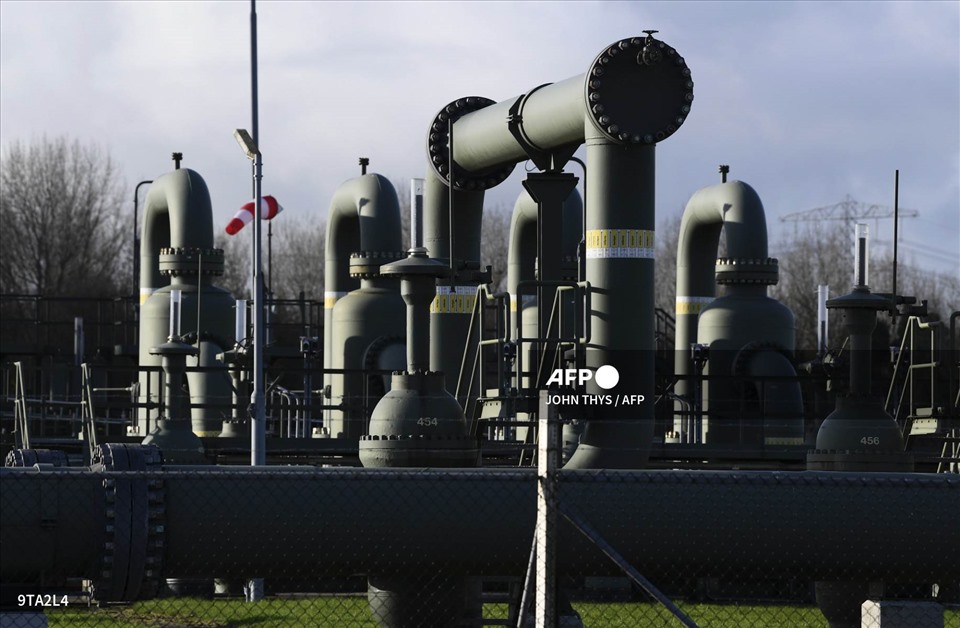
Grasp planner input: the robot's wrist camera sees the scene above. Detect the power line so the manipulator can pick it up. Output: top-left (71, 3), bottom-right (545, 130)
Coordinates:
top-left (780, 194), bottom-right (919, 223)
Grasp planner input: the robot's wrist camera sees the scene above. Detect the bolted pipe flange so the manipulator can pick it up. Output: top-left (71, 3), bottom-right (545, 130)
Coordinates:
top-left (89, 443), bottom-right (166, 602)
top-left (585, 34), bottom-right (693, 145)
top-left (426, 97), bottom-right (516, 191)
top-left (715, 257), bottom-right (779, 286)
top-left (158, 246), bottom-right (225, 277)
top-left (4, 448), bottom-right (68, 468)
top-left (348, 250), bottom-right (407, 278)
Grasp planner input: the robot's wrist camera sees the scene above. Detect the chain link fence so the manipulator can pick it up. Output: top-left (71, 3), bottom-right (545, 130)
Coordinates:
top-left (2, 443), bottom-right (958, 628)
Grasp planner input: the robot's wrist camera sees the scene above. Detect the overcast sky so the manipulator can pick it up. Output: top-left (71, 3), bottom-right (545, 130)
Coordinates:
top-left (1, 1), bottom-right (958, 278)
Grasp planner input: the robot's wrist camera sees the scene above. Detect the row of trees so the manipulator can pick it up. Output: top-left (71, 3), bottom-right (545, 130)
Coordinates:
top-left (215, 181), bottom-right (513, 302)
top-left (0, 137), bottom-right (128, 297)
top-left (3, 137), bottom-right (956, 353)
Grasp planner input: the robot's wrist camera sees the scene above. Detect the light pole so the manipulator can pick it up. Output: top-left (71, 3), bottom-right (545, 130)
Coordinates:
top-left (234, 128), bottom-right (266, 470)
top-left (234, 128), bottom-right (265, 604)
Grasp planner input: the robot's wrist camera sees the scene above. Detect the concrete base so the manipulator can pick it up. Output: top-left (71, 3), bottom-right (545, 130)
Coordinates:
top-left (861, 600), bottom-right (943, 627)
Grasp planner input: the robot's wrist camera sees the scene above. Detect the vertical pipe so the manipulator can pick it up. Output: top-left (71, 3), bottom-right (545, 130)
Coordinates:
top-left (133, 180), bottom-right (153, 299)
top-left (891, 170), bottom-right (899, 327)
top-left (410, 179), bottom-right (424, 250)
top-left (235, 299), bottom-right (248, 425)
top-left (235, 300), bottom-right (248, 344)
top-left (423, 172), bottom-right (485, 391)
top-left (854, 223), bottom-right (869, 289)
top-left (73, 317), bottom-right (84, 367)
top-left (169, 289), bottom-right (182, 338)
top-left (565, 128), bottom-right (655, 469)
top-left (849, 225), bottom-right (874, 399)
top-left (447, 119), bottom-right (456, 273)
top-left (818, 285), bottom-right (829, 358)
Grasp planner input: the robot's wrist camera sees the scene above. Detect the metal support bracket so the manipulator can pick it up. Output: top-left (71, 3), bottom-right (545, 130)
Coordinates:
top-left (507, 85), bottom-right (578, 173)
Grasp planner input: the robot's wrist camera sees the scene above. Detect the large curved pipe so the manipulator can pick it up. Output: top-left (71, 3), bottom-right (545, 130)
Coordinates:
top-left (425, 36), bottom-right (692, 468)
top-left (323, 174), bottom-right (403, 311)
top-left (139, 169), bottom-right (215, 304)
top-left (322, 174), bottom-right (403, 435)
top-left (2, 467), bottom-right (957, 587)
top-left (434, 36), bottom-right (693, 179)
top-left (138, 168), bottom-right (234, 436)
top-left (673, 181), bottom-right (771, 432)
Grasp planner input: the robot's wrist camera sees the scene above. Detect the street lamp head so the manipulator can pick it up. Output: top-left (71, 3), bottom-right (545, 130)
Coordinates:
top-left (234, 129), bottom-right (260, 160)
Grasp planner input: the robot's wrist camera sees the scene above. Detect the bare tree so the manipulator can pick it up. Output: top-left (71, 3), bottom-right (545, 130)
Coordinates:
top-left (0, 136), bottom-right (127, 297)
top-left (481, 202), bottom-right (511, 293)
top-left (655, 210), bottom-right (682, 315)
top-left (267, 215), bottom-right (325, 301)
top-left (214, 230), bottom-right (252, 300)
top-left (770, 220), bottom-right (960, 353)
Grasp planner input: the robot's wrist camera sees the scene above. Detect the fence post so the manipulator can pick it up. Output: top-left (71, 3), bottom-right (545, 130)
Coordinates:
top-left (536, 390), bottom-right (558, 627)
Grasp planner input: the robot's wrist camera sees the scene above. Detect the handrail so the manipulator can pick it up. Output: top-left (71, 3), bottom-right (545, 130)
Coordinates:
top-left (457, 285), bottom-right (512, 434)
top-left (13, 362), bottom-right (30, 449)
top-left (515, 280), bottom-right (591, 395)
top-left (886, 316), bottom-right (944, 442)
top-left (80, 363), bottom-right (104, 462)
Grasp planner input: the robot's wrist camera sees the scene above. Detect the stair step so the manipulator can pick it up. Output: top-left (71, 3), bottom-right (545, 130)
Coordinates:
top-left (909, 418), bottom-right (944, 436)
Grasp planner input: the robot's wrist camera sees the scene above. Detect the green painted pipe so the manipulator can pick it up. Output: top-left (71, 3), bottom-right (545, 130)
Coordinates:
top-left (565, 133), bottom-right (657, 469)
top-left (422, 171), bottom-right (486, 395)
top-left (321, 174), bottom-right (404, 438)
top-left (138, 168), bottom-right (235, 437)
top-left (2, 467), bottom-right (957, 586)
top-left (139, 169), bottom-right (215, 305)
top-left (423, 37), bottom-right (693, 466)
top-left (672, 181), bottom-right (799, 445)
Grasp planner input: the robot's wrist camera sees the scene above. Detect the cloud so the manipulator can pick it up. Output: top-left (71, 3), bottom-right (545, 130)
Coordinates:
top-left (2, 1), bottom-right (957, 275)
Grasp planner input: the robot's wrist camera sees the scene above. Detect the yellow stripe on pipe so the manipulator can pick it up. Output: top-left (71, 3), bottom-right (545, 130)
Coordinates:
top-left (324, 291), bottom-right (348, 309)
top-left (675, 296), bottom-right (714, 315)
top-left (585, 229), bottom-right (655, 259)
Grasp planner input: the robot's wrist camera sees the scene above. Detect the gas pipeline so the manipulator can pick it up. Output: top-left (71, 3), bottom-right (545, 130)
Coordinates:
top-left (2, 31), bottom-right (959, 628)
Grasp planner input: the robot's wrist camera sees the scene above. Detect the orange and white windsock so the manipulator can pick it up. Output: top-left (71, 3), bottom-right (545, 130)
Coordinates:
top-left (225, 195), bottom-right (284, 235)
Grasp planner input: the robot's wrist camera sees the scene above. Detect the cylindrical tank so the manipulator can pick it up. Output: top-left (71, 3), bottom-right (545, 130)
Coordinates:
top-left (322, 174), bottom-right (405, 438)
top-left (140, 280), bottom-right (236, 435)
top-left (138, 168), bottom-right (235, 437)
top-left (697, 280), bottom-right (803, 445)
top-left (328, 272), bottom-right (404, 439)
top-left (673, 179), bottom-right (804, 446)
